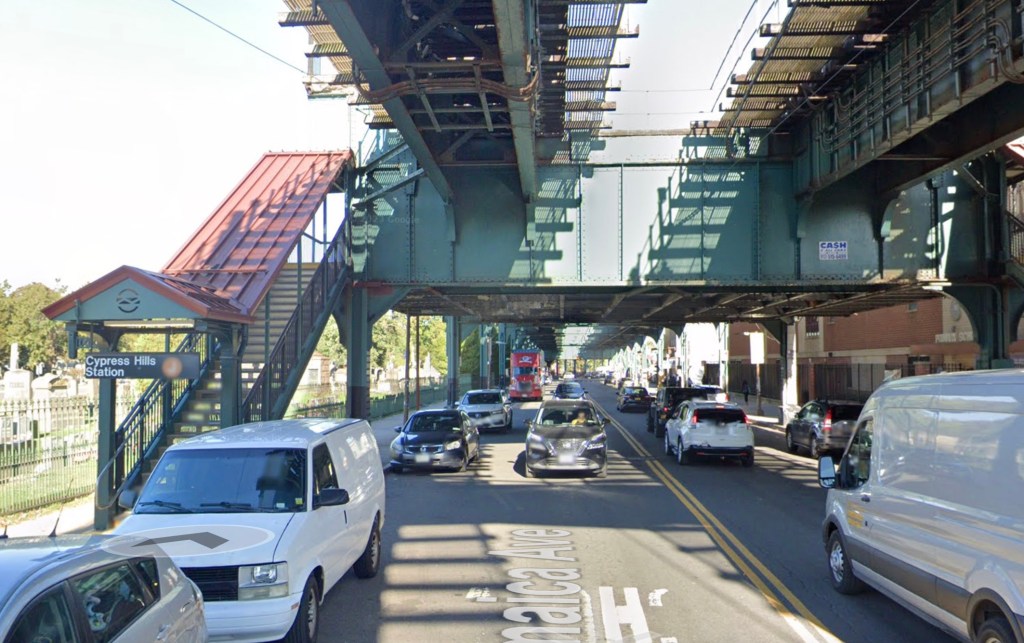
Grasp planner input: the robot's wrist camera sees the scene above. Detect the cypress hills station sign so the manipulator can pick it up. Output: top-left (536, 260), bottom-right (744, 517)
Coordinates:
top-left (84, 353), bottom-right (200, 379)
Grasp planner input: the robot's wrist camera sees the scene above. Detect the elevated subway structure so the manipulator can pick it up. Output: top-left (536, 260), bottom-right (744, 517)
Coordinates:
top-left (300, 0), bottom-right (1024, 367)
top-left (44, 0), bottom-right (1024, 526)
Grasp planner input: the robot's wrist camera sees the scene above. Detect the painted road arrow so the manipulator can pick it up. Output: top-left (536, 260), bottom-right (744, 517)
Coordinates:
top-left (133, 532), bottom-right (229, 550)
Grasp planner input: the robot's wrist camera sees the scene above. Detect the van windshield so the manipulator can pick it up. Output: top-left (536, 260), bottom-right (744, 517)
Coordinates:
top-left (136, 448), bottom-right (307, 514)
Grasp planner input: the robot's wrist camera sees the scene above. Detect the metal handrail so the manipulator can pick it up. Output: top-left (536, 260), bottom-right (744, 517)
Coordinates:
top-left (242, 220), bottom-right (351, 423)
top-left (95, 332), bottom-right (217, 510)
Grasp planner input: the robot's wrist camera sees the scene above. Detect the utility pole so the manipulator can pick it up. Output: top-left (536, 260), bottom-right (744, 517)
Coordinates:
top-left (403, 314), bottom-right (411, 422)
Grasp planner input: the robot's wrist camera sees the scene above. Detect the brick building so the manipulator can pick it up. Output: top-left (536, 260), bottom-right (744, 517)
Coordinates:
top-left (724, 296), bottom-right (1024, 402)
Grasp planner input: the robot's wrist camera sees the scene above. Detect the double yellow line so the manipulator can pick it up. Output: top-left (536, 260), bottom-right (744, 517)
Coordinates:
top-left (596, 401), bottom-right (840, 643)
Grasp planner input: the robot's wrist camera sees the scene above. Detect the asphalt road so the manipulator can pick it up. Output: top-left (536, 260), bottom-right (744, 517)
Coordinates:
top-left (314, 380), bottom-right (955, 643)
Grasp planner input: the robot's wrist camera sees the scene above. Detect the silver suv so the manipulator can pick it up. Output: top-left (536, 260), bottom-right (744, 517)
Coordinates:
top-left (664, 401), bottom-right (754, 467)
top-left (0, 535), bottom-right (206, 642)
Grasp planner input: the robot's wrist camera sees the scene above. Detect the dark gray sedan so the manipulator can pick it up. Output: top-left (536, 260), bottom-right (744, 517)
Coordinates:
top-left (390, 410), bottom-right (480, 472)
top-left (785, 400), bottom-right (863, 458)
top-left (525, 400), bottom-right (608, 477)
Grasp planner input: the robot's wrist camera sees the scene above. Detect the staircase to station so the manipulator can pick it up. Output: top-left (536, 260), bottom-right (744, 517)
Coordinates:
top-left (241, 263), bottom-right (317, 392)
top-left (89, 151), bottom-right (357, 511)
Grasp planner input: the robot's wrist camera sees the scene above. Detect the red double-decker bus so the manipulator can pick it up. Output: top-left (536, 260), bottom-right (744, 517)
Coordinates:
top-left (509, 351), bottom-right (544, 401)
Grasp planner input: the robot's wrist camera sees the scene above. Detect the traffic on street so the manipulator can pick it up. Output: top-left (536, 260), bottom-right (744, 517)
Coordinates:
top-left (315, 378), bottom-right (955, 643)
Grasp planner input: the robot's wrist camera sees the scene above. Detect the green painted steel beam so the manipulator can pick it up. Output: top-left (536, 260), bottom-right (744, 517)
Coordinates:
top-left (797, 0), bottom-right (1024, 195)
top-left (318, 0), bottom-right (453, 203)
top-left (492, 0), bottom-right (538, 205)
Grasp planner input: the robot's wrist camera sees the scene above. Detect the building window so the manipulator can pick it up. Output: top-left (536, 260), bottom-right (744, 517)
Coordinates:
top-left (907, 302), bottom-right (918, 312)
top-left (805, 317), bottom-right (820, 336)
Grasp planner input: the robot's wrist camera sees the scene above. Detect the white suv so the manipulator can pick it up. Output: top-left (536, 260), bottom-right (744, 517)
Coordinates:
top-left (115, 418), bottom-right (385, 643)
top-left (664, 401), bottom-right (754, 467)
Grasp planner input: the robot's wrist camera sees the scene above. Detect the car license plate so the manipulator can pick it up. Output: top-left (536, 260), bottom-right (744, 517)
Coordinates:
top-left (558, 453), bottom-right (575, 465)
top-left (414, 453), bottom-right (431, 464)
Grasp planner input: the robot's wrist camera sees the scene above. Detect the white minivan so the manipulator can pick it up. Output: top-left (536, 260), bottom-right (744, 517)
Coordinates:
top-left (115, 418), bottom-right (385, 643)
top-left (818, 370), bottom-right (1024, 643)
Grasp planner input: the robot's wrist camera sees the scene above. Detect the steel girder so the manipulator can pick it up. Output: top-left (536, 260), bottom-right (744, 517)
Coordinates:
top-left (317, 1), bottom-right (454, 203)
top-left (493, 0), bottom-right (538, 204)
top-left (796, 0), bottom-right (1024, 196)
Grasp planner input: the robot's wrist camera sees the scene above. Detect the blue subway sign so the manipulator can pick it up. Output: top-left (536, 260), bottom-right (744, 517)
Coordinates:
top-left (84, 353), bottom-right (200, 379)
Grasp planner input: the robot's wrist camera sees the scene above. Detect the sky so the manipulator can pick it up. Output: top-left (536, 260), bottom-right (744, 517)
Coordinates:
top-left (0, 0), bottom-right (779, 290)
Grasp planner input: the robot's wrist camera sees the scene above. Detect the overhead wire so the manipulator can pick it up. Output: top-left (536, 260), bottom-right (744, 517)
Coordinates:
top-left (165, 0), bottom-right (306, 75)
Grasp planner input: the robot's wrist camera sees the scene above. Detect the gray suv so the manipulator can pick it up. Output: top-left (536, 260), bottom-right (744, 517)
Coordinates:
top-left (785, 399), bottom-right (863, 458)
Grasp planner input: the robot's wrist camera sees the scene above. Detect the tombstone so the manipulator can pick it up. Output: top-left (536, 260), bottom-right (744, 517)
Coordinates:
top-left (32, 373), bottom-right (59, 402)
top-left (3, 344), bottom-right (32, 401)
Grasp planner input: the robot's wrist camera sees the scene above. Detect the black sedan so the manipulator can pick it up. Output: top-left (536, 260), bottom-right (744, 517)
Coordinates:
top-left (616, 386), bottom-right (652, 412)
top-left (552, 381), bottom-right (586, 400)
top-left (525, 400), bottom-right (608, 477)
top-left (389, 410), bottom-right (480, 472)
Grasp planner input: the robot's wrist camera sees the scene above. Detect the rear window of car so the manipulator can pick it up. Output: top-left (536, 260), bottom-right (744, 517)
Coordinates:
top-left (831, 404), bottom-right (863, 420)
top-left (695, 409), bottom-right (746, 424)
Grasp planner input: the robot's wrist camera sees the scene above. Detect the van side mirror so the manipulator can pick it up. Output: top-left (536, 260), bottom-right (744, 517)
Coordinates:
top-left (818, 456), bottom-right (836, 489)
top-left (118, 489), bottom-right (138, 511)
top-left (316, 488), bottom-right (350, 508)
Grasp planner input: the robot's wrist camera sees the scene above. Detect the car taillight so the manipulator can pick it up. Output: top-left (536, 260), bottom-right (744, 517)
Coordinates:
top-left (662, 406), bottom-right (670, 413)
top-left (743, 414), bottom-right (750, 424)
top-left (690, 412), bottom-right (699, 425)
top-left (823, 409), bottom-right (832, 433)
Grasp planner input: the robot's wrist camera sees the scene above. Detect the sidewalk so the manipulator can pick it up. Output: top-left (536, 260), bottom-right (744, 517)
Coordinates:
top-left (728, 391), bottom-right (787, 431)
top-left (3, 495), bottom-right (98, 538)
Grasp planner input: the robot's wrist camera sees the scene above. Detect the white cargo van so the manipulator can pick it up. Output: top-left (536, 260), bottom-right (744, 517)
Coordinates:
top-left (114, 418), bottom-right (385, 643)
top-left (818, 370), bottom-right (1024, 643)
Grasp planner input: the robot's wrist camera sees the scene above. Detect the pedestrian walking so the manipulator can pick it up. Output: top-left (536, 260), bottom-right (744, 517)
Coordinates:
top-left (742, 379), bottom-right (750, 404)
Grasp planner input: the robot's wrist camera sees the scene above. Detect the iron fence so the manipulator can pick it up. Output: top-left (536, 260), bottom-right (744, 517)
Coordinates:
top-left (285, 380), bottom-right (447, 421)
top-left (1, 397), bottom-right (97, 516)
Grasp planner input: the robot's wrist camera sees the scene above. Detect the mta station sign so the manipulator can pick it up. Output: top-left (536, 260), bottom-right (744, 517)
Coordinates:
top-left (85, 353), bottom-right (200, 379)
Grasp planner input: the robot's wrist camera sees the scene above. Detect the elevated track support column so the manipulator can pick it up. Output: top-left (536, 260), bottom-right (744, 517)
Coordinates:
top-left (95, 377), bottom-right (117, 531)
top-left (345, 288), bottom-right (372, 419)
top-left (446, 316), bottom-right (461, 406)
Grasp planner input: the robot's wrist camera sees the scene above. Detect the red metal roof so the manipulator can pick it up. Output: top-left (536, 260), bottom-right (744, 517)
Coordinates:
top-left (42, 265), bottom-right (251, 324)
top-left (162, 151), bottom-right (353, 315)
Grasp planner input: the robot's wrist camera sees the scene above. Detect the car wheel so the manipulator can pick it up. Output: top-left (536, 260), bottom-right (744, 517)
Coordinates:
top-left (811, 438), bottom-right (825, 459)
top-left (353, 516), bottom-right (382, 579)
top-left (827, 530), bottom-right (865, 594)
top-left (283, 577), bottom-right (319, 643)
top-left (524, 464), bottom-right (535, 478)
top-left (663, 432), bottom-right (672, 456)
top-left (595, 467), bottom-right (607, 478)
top-left (677, 440), bottom-right (690, 465)
top-left (785, 428), bottom-right (799, 454)
top-left (975, 616), bottom-right (1016, 643)
top-left (646, 415), bottom-right (654, 432)
top-left (654, 423), bottom-right (665, 438)
top-left (742, 451), bottom-right (754, 468)
top-left (457, 450), bottom-right (469, 472)
top-left (390, 464), bottom-right (404, 474)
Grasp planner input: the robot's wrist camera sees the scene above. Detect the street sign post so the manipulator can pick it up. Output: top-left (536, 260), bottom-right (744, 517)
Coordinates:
top-left (748, 332), bottom-right (765, 415)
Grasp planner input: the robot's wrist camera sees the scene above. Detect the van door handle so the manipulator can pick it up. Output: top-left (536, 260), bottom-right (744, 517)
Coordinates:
top-left (860, 494), bottom-right (871, 503)
top-left (156, 624), bottom-right (171, 640)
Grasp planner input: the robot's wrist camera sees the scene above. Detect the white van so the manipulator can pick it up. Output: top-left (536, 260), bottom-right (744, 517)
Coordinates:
top-left (114, 418), bottom-right (385, 643)
top-left (818, 370), bottom-right (1024, 643)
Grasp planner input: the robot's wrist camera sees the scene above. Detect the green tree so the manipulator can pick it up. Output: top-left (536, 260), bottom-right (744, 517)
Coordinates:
top-left (416, 317), bottom-right (447, 376)
top-left (5, 282), bottom-right (67, 370)
top-left (371, 311), bottom-right (408, 371)
top-left (459, 329), bottom-right (480, 375)
top-left (316, 320), bottom-right (348, 367)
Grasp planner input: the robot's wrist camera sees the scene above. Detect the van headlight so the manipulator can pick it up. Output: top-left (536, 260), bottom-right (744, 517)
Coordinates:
top-left (444, 439), bottom-right (462, 451)
top-left (238, 563), bottom-right (289, 600)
